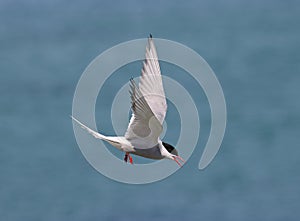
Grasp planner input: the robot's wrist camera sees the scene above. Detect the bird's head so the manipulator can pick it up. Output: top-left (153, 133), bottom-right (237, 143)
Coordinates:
top-left (162, 142), bottom-right (178, 155)
top-left (162, 142), bottom-right (185, 167)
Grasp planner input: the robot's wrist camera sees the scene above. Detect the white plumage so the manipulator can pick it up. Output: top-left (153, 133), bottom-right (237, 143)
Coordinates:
top-left (72, 35), bottom-right (185, 166)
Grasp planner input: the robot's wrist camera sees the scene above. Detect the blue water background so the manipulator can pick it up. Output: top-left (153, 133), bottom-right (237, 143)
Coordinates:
top-left (1, 0), bottom-right (300, 220)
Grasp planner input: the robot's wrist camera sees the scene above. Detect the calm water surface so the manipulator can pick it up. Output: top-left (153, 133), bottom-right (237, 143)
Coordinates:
top-left (0, 0), bottom-right (300, 220)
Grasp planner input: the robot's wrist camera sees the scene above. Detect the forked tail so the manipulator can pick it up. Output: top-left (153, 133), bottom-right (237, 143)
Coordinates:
top-left (71, 116), bottom-right (134, 152)
top-left (71, 116), bottom-right (108, 140)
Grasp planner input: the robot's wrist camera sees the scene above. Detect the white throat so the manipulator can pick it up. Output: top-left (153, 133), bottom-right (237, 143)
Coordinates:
top-left (158, 140), bottom-right (173, 159)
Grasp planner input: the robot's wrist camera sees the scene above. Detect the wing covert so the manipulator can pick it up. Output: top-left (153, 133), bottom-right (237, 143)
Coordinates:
top-left (125, 79), bottom-right (162, 148)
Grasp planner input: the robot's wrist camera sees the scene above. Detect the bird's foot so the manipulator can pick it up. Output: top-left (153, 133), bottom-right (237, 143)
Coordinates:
top-left (124, 153), bottom-right (133, 164)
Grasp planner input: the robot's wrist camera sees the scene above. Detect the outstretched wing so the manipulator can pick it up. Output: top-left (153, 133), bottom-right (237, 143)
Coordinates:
top-left (125, 79), bottom-right (162, 148)
top-left (138, 36), bottom-right (167, 124)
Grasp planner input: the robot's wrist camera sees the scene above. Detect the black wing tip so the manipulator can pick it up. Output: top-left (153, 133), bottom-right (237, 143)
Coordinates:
top-left (130, 77), bottom-right (135, 83)
top-left (149, 33), bottom-right (152, 38)
top-left (129, 78), bottom-right (137, 89)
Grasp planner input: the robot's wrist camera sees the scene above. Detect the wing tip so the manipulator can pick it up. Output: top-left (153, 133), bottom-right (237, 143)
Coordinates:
top-left (70, 115), bottom-right (76, 121)
top-left (129, 78), bottom-right (136, 97)
top-left (129, 77), bottom-right (136, 85)
top-left (149, 33), bottom-right (152, 38)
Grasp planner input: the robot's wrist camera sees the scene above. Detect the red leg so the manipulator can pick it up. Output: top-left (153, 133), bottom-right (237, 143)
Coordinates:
top-left (128, 154), bottom-right (133, 164)
top-left (124, 152), bottom-right (133, 164)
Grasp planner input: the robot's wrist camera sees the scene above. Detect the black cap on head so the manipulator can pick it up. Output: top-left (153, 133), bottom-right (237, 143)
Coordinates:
top-left (162, 142), bottom-right (178, 156)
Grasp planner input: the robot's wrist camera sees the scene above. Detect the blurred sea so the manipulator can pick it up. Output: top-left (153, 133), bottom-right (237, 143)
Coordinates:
top-left (1, 0), bottom-right (300, 220)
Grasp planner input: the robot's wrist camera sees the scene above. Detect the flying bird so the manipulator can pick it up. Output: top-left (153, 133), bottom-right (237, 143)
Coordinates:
top-left (72, 35), bottom-right (185, 167)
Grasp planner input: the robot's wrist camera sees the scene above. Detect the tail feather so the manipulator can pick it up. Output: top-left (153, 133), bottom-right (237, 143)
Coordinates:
top-left (71, 116), bottom-right (134, 152)
top-left (71, 116), bottom-right (107, 140)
